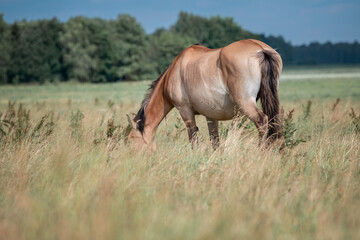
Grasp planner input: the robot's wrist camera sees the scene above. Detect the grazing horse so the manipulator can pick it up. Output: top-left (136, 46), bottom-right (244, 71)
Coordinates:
top-left (126, 39), bottom-right (282, 151)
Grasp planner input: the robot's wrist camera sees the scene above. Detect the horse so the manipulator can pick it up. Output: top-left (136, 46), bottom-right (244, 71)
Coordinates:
top-left (126, 39), bottom-right (283, 151)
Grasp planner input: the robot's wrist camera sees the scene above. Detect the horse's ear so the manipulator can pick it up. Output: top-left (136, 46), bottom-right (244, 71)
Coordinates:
top-left (126, 114), bottom-right (137, 129)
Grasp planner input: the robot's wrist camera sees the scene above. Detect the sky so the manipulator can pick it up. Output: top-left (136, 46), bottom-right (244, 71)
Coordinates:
top-left (1, 0), bottom-right (359, 45)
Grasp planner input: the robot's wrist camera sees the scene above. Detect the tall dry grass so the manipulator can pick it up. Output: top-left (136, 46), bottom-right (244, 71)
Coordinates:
top-left (0, 88), bottom-right (359, 239)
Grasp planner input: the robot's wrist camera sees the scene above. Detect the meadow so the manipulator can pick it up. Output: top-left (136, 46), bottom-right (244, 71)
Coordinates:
top-left (0, 66), bottom-right (360, 239)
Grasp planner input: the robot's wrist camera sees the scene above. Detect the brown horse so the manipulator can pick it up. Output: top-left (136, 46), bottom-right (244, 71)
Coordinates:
top-left (126, 39), bottom-right (282, 151)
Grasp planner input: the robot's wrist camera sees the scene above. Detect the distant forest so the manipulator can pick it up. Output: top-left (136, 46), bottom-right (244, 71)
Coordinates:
top-left (0, 12), bottom-right (359, 84)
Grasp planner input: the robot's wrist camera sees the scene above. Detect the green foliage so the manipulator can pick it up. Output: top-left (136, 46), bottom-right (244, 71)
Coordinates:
top-left (0, 14), bottom-right (10, 84)
top-left (219, 116), bottom-right (251, 138)
top-left (261, 36), bottom-right (360, 66)
top-left (93, 117), bottom-right (132, 146)
top-left (107, 100), bottom-right (115, 108)
top-left (172, 117), bottom-right (186, 140)
top-left (171, 12), bottom-right (259, 49)
top-left (7, 18), bottom-right (63, 84)
top-left (331, 98), bottom-right (341, 111)
top-left (302, 100), bottom-right (312, 120)
top-left (282, 109), bottom-right (307, 149)
top-left (94, 97), bottom-right (100, 105)
top-left (148, 30), bottom-right (196, 74)
top-left (106, 117), bottom-right (132, 141)
top-left (106, 118), bottom-right (118, 138)
top-left (60, 15), bottom-right (153, 82)
top-left (110, 15), bottom-right (153, 80)
top-left (0, 101), bottom-right (55, 143)
top-left (70, 109), bottom-right (84, 139)
top-left (349, 108), bottom-right (360, 134)
top-left (60, 17), bottom-right (102, 82)
top-left (293, 41), bottom-right (360, 65)
top-left (31, 113), bottom-right (55, 141)
top-left (7, 22), bottom-right (22, 84)
top-left (1, 12), bottom-right (360, 84)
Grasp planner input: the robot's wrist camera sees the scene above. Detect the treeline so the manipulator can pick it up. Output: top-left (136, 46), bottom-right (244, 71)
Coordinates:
top-left (259, 34), bottom-right (360, 65)
top-left (0, 12), bottom-right (359, 84)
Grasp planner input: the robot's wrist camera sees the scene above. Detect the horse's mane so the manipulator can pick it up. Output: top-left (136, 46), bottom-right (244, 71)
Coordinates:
top-left (133, 67), bottom-right (168, 133)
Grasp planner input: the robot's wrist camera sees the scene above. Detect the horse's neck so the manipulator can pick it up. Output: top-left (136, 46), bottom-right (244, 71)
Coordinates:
top-left (142, 80), bottom-right (173, 144)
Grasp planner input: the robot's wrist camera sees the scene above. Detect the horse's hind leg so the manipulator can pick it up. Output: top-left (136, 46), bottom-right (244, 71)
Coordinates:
top-left (178, 107), bottom-right (199, 147)
top-left (206, 117), bottom-right (219, 149)
top-left (238, 101), bottom-right (269, 145)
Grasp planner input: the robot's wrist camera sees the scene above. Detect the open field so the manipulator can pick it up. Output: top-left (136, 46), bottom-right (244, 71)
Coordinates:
top-left (0, 66), bottom-right (360, 239)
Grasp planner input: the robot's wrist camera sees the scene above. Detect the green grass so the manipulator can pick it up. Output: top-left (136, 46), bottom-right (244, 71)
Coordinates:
top-left (283, 64), bottom-right (360, 73)
top-left (0, 81), bottom-right (148, 103)
top-left (280, 78), bottom-right (360, 101)
top-left (0, 66), bottom-right (360, 239)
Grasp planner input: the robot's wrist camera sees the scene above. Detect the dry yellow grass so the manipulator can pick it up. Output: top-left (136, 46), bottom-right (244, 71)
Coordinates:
top-left (0, 75), bottom-right (360, 239)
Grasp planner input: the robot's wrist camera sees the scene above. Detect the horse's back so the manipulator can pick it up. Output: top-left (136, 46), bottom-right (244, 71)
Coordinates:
top-left (166, 40), bottom-right (277, 120)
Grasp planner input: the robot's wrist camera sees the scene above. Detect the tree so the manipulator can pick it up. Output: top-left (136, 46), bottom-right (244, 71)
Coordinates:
top-left (171, 12), bottom-right (259, 49)
top-left (109, 14), bottom-right (153, 80)
top-left (0, 14), bottom-right (10, 84)
top-left (6, 19), bottom-right (63, 84)
top-left (2, 12), bottom-right (360, 84)
top-left (60, 15), bottom-right (152, 82)
top-left (7, 21), bottom-right (22, 84)
top-left (148, 30), bottom-right (195, 74)
top-left (60, 17), bottom-right (100, 82)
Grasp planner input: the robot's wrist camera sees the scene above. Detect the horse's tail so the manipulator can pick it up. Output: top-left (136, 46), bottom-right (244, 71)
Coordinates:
top-left (257, 49), bottom-right (282, 140)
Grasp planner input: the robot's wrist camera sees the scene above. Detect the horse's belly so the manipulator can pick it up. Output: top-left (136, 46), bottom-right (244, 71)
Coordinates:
top-left (190, 90), bottom-right (235, 120)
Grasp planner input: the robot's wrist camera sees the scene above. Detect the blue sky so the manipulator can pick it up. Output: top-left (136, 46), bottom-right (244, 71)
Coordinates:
top-left (1, 0), bottom-right (359, 45)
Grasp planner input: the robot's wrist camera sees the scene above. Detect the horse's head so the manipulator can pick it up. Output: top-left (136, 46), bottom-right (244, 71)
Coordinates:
top-left (126, 114), bottom-right (156, 151)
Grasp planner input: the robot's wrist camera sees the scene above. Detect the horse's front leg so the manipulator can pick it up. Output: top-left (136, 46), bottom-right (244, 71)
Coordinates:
top-left (178, 107), bottom-right (198, 147)
top-left (206, 117), bottom-right (220, 150)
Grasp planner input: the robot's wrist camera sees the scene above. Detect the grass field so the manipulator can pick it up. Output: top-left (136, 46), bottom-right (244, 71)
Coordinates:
top-left (0, 66), bottom-right (360, 239)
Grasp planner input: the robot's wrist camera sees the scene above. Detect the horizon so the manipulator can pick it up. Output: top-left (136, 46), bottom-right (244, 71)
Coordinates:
top-left (1, 0), bottom-right (359, 45)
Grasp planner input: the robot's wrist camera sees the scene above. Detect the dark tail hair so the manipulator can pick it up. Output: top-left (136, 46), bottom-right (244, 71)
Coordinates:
top-left (257, 49), bottom-right (282, 140)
